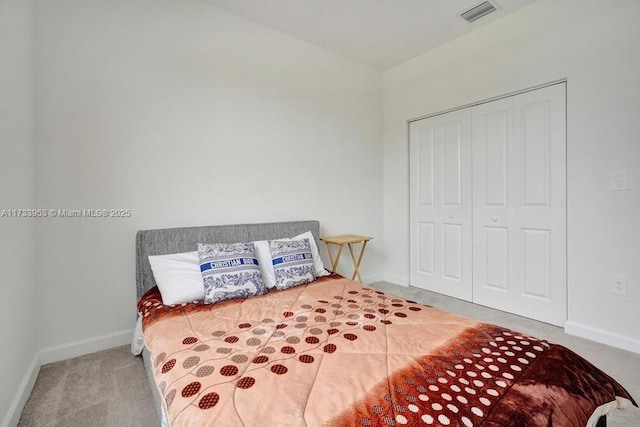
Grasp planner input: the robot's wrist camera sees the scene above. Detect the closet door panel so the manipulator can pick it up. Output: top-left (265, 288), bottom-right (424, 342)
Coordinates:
top-left (443, 223), bottom-right (462, 281)
top-left (521, 100), bottom-right (550, 207)
top-left (443, 121), bottom-right (462, 206)
top-left (484, 226), bottom-right (509, 291)
top-left (484, 110), bottom-right (509, 206)
top-left (417, 128), bottom-right (435, 206)
top-left (417, 222), bottom-right (435, 275)
top-left (411, 121), bottom-right (440, 288)
top-left (513, 84), bottom-right (566, 326)
top-left (472, 97), bottom-right (514, 311)
top-left (521, 228), bottom-right (551, 300)
top-left (410, 109), bottom-right (472, 301)
top-left (473, 83), bottom-right (566, 326)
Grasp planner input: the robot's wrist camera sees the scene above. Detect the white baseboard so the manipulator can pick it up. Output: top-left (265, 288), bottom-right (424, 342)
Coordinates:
top-left (39, 328), bottom-right (134, 365)
top-left (565, 321), bottom-right (640, 354)
top-left (1, 353), bottom-right (40, 427)
top-left (383, 273), bottom-right (409, 287)
top-left (362, 273), bottom-right (384, 284)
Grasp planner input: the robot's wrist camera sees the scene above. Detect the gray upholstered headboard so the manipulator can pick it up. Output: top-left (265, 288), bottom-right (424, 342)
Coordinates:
top-left (135, 220), bottom-right (320, 299)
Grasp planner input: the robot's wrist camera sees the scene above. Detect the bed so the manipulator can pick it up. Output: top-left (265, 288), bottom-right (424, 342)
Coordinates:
top-left (134, 220), bottom-right (637, 426)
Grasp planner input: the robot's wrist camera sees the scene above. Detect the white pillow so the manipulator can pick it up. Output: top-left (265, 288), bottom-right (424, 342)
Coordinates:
top-left (130, 314), bottom-right (144, 356)
top-left (253, 240), bottom-right (276, 289)
top-left (289, 231), bottom-right (330, 277)
top-left (148, 251), bottom-right (204, 305)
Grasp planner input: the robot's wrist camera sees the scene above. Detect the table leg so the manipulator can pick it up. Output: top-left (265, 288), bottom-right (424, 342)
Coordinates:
top-left (347, 240), bottom-right (369, 283)
top-left (326, 242), bottom-right (344, 273)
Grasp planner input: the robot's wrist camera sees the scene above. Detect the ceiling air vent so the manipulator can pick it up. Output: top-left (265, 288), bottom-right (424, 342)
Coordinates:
top-left (460, 1), bottom-right (497, 22)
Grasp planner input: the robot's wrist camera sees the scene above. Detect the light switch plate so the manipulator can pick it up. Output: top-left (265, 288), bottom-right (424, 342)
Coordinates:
top-left (611, 170), bottom-right (629, 191)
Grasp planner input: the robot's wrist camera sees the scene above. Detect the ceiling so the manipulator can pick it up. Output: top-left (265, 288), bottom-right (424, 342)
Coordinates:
top-left (201, 0), bottom-right (541, 70)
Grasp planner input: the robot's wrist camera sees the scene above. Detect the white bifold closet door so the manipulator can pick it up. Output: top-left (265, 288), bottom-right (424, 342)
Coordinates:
top-left (409, 109), bottom-right (473, 301)
top-left (409, 83), bottom-right (566, 326)
top-left (472, 84), bottom-right (566, 326)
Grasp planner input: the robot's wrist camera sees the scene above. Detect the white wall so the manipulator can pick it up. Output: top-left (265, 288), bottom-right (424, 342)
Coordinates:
top-left (0, 0), bottom-right (39, 425)
top-left (382, 0), bottom-right (640, 352)
top-left (34, 0), bottom-right (382, 356)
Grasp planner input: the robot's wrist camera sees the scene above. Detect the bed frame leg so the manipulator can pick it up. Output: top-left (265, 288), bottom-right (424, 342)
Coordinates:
top-left (596, 415), bottom-right (607, 427)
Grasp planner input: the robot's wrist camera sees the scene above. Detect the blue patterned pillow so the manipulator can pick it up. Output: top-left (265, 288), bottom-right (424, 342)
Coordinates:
top-left (197, 242), bottom-right (267, 304)
top-left (270, 238), bottom-right (316, 290)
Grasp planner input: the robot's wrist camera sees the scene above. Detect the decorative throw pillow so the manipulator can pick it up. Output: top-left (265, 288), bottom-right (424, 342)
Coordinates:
top-left (270, 238), bottom-right (316, 290)
top-left (289, 231), bottom-right (330, 277)
top-left (148, 251), bottom-right (204, 305)
top-left (197, 242), bottom-right (267, 304)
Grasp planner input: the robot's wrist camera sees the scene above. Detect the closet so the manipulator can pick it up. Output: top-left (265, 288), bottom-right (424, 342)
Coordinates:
top-left (409, 83), bottom-right (566, 326)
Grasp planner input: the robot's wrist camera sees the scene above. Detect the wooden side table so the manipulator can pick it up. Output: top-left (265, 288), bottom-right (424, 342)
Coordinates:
top-left (321, 235), bottom-right (372, 283)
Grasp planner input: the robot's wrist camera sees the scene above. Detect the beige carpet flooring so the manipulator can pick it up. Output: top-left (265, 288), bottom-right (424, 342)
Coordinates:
top-left (18, 346), bottom-right (157, 427)
top-left (18, 281), bottom-right (640, 426)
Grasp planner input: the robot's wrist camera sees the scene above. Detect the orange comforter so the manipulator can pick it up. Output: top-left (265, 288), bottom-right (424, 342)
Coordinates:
top-left (138, 275), bottom-right (636, 426)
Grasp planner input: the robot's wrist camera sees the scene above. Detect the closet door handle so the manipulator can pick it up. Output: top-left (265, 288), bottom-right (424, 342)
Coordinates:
top-left (449, 215), bottom-right (454, 219)
top-left (492, 217), bottom-right (498, 222)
